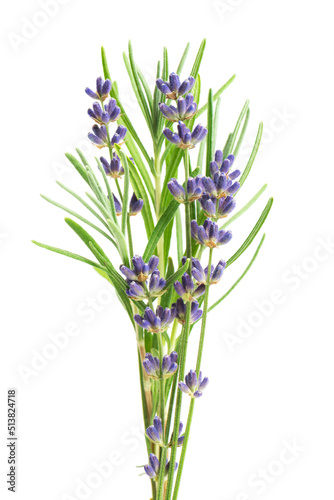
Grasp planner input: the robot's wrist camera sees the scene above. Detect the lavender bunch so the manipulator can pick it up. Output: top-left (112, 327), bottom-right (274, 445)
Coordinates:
top-left (34, 40), bottom-right (273, 500)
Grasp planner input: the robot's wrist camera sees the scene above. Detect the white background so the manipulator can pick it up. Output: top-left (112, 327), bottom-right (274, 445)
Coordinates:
top-left (1, 1), bottom-right (334, 499)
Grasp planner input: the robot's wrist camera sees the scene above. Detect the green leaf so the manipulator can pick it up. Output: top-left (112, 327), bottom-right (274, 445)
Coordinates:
top-left (197, 138), bottom-right (206, 174)
top-left (176, 43), bottom-right (190, 75)
top-left (143, 200), bottom-right (179, 261)
top-left (175, 208), bottom-right (183, 264)
top-left (95, 157), bottom-right (118, 224)
top-left (40, 193), bottom-right (117, 247)
top-left (213, 97), bottom-right (222, 151)
top-left (226, 198), bottom-right (273, 268)
top-left (196, 75), bottom-right (236, 118)
top-left (106, 218), bottom-right (129, 267)
top-left (209, 234), bottom-right (266, 312)
top-left (226, 99), bottom-right (250, 156)
top-left (137, 65), bottom-right (153, 113)
top-left (163, 218), bottom-right (174, 272)
top-left (124, 133), bottom-right (155, 201)
top-left (233, 107), bottom-right (250, 158)
top-left (188, 74), bottom-right (201, 132)
top-left (205, 88), bottom-right (214, 176)
top-left (222, 184), bottom-right (267, 229)
top-left (127, 42), bottom-right (153, 133)
top-left (116, 147), bottom-right (130, 236)
top-left (56, 181), bottom-right (110, 231)
top-left (127, 156), bottom-right (155, 238)
top-left (160, 257), bottom-right (175, 309)
top-left (164, 259), bottom-right (190, 290)
top-left (88, 241), bottom-right (135, 326)
top-left (32, 240), bottom-right (106, 272)
top-left (239, 122), bottom-right (263, 188)
top-left (161, 148), bottom-right (184, 209)
top-left (65, 153), bottom-right (89, 184)
top-left (101, 46), bottom-right (152, 168)
top-left (190, 39), bottom-right (206, 79)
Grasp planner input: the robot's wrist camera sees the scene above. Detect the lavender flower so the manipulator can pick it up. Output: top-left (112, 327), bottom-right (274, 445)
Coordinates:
top-left (85, 77), bottom-right (111, 101)
top-left (129, 192), bottom-right (144, 216)
top-left (110, 125), bottom-right (127, 146)
top-left (156, 72), bottom-right (195, 100)
top-left (163, 121), bottom-right (207, 150)
top-left (144, 453), bottom-right (178, 481)
top-left (159, 94), bottom-right (197, 122)
top-left (210, 151), bottom-right (241, 179)
top-left (167, 177), bottom-right (203, 203)
top-left (88, 123), bottom-right (126, 150)
top-left (173, 273), bottom-right (205, 302)
top-left (126, 271), bottom-right (166, 300)
top-left (146, 416), bottom-right (164, 446)
top-left (143, 351), bottom-right (178, 379)
top-left (179, 369), bottom-right (209, 398)
top-left (88, 124), bottom-right (108, 148)
top-left (120, 255), bottom-right (159, 282)
top-left (202, 172), bottom-right (240, 199)
top-left (173, 298), bottom-right (202, 325)
top-left (88, 99), bottom-right (121, 124)
top-left (191, 219), bottom-right (232, 248)
top-left (100, 154), bottom-right (124, 179)
top-left (199, 194), bottom-right (236, 219)
top-left (134, 306), bottom-right (176, 333)
top-left (190, 258), bottom-right (226, 285)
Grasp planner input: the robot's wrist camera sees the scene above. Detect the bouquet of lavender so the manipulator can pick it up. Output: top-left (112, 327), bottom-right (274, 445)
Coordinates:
top-left (33, 40), bottom-right (273, 499)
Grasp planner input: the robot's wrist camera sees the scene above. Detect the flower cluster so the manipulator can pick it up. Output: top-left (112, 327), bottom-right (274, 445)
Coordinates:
top-left (144, 453), bottom-right (178, 481)
top-left (181, 257), bottom-right (226, 285)
top-left (146, 416), bottom-right (184, 447)
top-left (143, 352), bottom-right (178, 379)
top-left (179, 370), bottom-right (209, 398)
top-left (110, 192), bottom-right (143, 217)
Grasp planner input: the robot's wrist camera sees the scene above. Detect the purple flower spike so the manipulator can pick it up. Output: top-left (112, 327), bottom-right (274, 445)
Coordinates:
top-left (159, 94), bottom-right (197, 122)
top-left (144, 454), bottom-right (178, 481)
top-left (156, 72), bottom-right (195, 100)
top-left (163, 121), bottom-right (207, 150)
top-left (110, 125), bottom-right (127, 146)
top-left (167, 176), bottom-right (203, 204)
top-left (88, 99), bottom-right (121, 125)
top-left (173, 273), bottom-right (205, 302)
top-left (146, 416), bottom-right (164, 446)
top-left (134, 305), bottom-right (176, 333)
top-left (126, 270), bottom-right (165, 301)
top-left (199, 194), bottom-right (236, 219)
top-left (143, 351), bottom-right (178, 379)
top-left (129, 192), bottom-right (144, 216)
top-left (88, 124), bottom-right (109, 148)
top-left (179, 369), bottom-right (209, 399)
top-left (202, 171), bottom-right (240, 199)
top-left (173, 298), bottom-right (202, 325)
top-left (190, 258), bottom-right (226, 286)
top-left (191, 219), bottom-right (232, 248)
top-left (100, 153), bottom-right (124, 179)
top-left (85, 77), bottom-right (111, 101)
top-left (120, 255), bottom-right (159, 283)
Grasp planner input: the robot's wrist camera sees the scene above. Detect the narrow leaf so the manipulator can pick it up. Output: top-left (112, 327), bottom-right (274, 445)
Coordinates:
top-left (143, 200), bottom-right (179, 261)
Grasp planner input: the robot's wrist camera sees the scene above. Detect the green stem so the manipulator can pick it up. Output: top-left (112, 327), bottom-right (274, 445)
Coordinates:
top-left (154, 150), bottom-right (165, 274)
top-left (172, 248), bottom-right (213, 500)
top-left (127, 215), bottom-right (134, 260)
top-left (165, 150), bottom-right (192, 500)
top-left (156, 333), bottom-right (166, 500)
